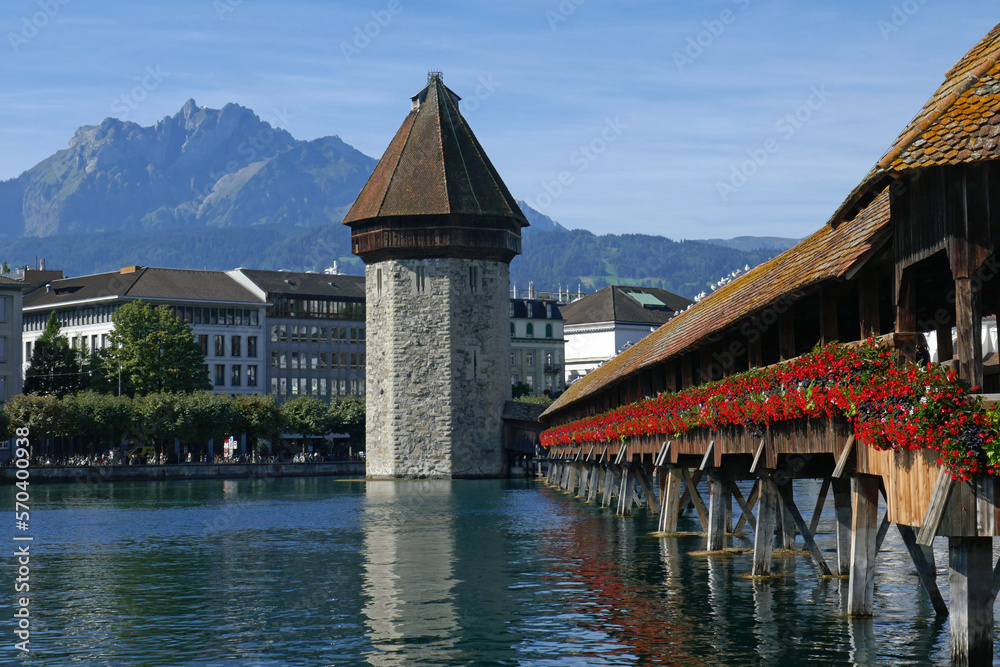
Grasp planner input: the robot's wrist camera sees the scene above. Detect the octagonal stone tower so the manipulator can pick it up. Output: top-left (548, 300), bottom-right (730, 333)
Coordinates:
top-left (344, 73), bottom-right (528, 478)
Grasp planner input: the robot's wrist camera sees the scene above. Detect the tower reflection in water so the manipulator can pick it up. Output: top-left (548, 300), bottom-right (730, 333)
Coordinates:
top-left (362, 480), bottom-right (460, 666)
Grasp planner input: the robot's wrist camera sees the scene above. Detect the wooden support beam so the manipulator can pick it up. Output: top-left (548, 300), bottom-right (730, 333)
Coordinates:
top-left (654, 441), bottom-right (671, 468)
top-left (833, 477), bottom-right (853, 577)
top-left (832, 435), bottom-right (855, 478)
top-left (699, 441), bottom-right (715, 472)
top-left (753, 475), bottom-right (778, 576)
top-left (859, 269), bottom-right (881, 337)
top-left (917, 468), bottom-right (955, 546)
top-left (779, 482), bottom-right (796, 549)
top-left (658, 467), bottom-right (682, 533)
top-left (682, 468), bottom-right (709, 531)
top-left (778, 309), bottom-right (796, 361)
top-left (726, 480), bottom-right (757, 532)
top-left (734, 480), bottom-right (760, 534)
top-left (707, 471), bottom-right (726, 551)
top-left (617, 465), bottom-right (636, 517)
top-left (875, 511), bottom-right (891, 552)
top-left (898, 524), bottom-right (948, 618)
top-left (949, 536), bottom-right (995, 666)
top-left (937, 320), bottom-right (954, 362)
top-left (809, 477), bottom-right (831, 536)
top-left (992, 555), bottom-right (1000, 602)
top-left (677, 468), bottom-right (704, 513)
top-left (601, 467), bottom-right (617, 508)
top-left (750, 439), bottom-right (765, 474)
top-left (955, 276), bottom-right (984, 388)
top-left (586, 464), bottom-right (601, 503)
top-left (895, 266), bottom-right (918, 363)
top-left (776, 482), bottom-right (832, 576)
top-left (848, 476), bottom-right (880, 617)
top-left (636, 464), bottom-right (658, 513)
top-left (820, 285), bottom-right (840, 345)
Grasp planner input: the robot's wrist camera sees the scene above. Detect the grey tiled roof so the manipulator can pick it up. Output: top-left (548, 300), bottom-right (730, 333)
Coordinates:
top-left (24, 267), bottom-right (261, 308)
top-left (560, 286), bottom-right (691, 326)
top-left (237, 269), bottom-right (365, 300)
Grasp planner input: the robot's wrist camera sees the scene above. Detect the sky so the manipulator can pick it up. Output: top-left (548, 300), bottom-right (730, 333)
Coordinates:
top-left (0, 1), bottom-right (997, 240)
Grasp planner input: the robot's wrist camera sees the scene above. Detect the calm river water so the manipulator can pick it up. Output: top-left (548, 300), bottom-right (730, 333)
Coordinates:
top-left (0, 476), bottom-right (994, 665)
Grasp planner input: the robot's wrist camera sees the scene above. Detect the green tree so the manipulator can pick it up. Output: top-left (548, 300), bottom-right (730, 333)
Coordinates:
top-left (234, 394), bottom-right (283, 459)
top-left (328, 396), bottom-right (365, 444)
top-left (23, 312), bottom-right (88, 397)
top-left (0, 405), bottom-right (10, 441)
top-left (104, 301), bottom-right (212, 396)
top-left (512, 381), bottom-right (531, 399)
top-left (175, 392), bottom-right (240, 454)
top-left (281, 396), bottom-right (332, 453)
top-left (133, 392), bottom-right (182, 460)
top-left (4, 394), bottom-right (65, 458)
top-left (62, 391), bottom-right (134, 453)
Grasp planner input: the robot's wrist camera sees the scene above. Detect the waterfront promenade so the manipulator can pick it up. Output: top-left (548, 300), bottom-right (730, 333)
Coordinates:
top-left (0, 461), bottom-right (363, 485)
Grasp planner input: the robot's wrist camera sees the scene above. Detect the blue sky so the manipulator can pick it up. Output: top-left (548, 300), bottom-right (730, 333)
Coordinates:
top-left (1, 1), bottom-right (996, 239)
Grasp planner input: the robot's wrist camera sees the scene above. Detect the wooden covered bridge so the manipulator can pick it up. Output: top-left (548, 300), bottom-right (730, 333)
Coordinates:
top-left (539, 22), bottom-right (1000, 665)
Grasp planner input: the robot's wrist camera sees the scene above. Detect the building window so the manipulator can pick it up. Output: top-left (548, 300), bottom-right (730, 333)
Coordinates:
top-left (24, 342), bottom-right (31, 360)
top-left (248, 336), bottom-right (258, 358)
top-left (546, 303), bottom-right (553, 318)
top-left (415, 264), bottom-right (426, 293)
top-left (231, 335), bottom-right (241, 357)
top-left (280, 378), bottom-right (287, 396)
top-left (510, 323), bottom-right (515, 337)
top-left (526, 323), bottom-right (534, 338)
top-left (526, 351), bottom-right (534, 367)
top-left (545, 323), bottom-right (553, 338)
top-left (511, 352), bottom-right (515, 365)
top-left (546, 351), bottom-right (553, 366)
top-left (469, 265), bottom-right (479, 293)
top-left (271, 377), bottom-right (278, 395)
top-left (0, 336), bottom-right (6, 363)
top-left (198, 335), bottom-right (209, 356)
top-left (291, 378), bottom-right (299, 396)
top-left (376, 268), bottom-right (383, 298)
top-left (526, 375), bottom-right (534, 391)
top-left (0, 377), bottom-right (5, 402)
top-left (510, 301), bottom-right (515, 317)
top-left (214, 364), bottom-right (226, 386)
top-left (0, 297), bottom-right (6, 323)
top-left (311, 378), bottom-right (319, 395)
top-left (215, 335), bottom-right (225, 357)
top-left (320, 378), bottom-right (327, 395)
top-left (231, 365), bottom-right (242, 387)
top-left (247, 365), bottom-right (257, 387)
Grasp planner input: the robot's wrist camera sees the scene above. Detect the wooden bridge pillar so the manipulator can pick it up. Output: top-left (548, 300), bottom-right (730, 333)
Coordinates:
top-left (753, 475), bottom-right (778, 576)
top-left (617, 464), bottom-right (636, 517)
top-left (779, 481), bottom-right (796, 549)
top-left (948, 536), bottom-right (994, 666)
top-left (707, 471), bottom-right (726, 551)
top-left (601, 466), bottom-right (618, 508)
top-left (848, 475), bottom-right (880, 617)
top-left (586, 464), bottom-right (601, 502)
top-left (657, 466), bottom-right (682, 533)
top-left (832, 477), bottom-right (852, 576)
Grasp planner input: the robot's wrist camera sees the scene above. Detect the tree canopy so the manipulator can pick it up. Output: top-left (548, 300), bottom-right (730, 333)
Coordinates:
top-left (101, 301), bottom-right (212, 396)
top-left (23, 311), bottom-right (88, 397)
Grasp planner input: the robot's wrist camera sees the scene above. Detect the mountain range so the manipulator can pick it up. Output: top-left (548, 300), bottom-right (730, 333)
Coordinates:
top-left (0, 100), bottom-right (797, 299)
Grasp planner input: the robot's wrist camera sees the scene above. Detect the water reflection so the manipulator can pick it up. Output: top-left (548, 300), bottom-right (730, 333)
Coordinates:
top-left (362, 480), bottom-right (460, 666)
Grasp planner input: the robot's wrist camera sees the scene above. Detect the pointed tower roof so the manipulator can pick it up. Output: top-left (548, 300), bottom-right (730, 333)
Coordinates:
top-left (345, 73), bottom-right (527, 224)
top-left (344, 73), bottom-right (527, 264)
top-left (829, 21), bottom-right (1000, 226)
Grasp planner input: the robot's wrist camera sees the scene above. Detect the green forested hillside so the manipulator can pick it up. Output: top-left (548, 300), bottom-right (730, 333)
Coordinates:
top-left (3, 224), bottom-right (783, 300)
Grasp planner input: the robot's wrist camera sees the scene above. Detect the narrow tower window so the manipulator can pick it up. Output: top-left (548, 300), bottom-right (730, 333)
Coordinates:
top-left (415, 264), bottom-right (427, 293)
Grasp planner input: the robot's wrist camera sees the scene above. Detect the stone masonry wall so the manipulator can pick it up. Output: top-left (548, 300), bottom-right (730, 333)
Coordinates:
top-left (365, 257), bottom-right (510, 478)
